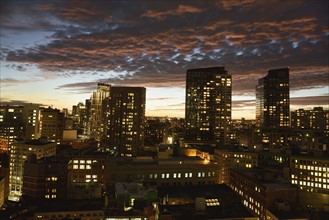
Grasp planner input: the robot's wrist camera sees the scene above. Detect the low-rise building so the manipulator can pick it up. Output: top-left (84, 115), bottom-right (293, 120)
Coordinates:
top-left (229, 168), bottom-right (298, 219)
top-left (9, 139), bottom-right (56, 201)
top-left (290, 154), bottom-right (329, 210)
top-left (214, 149), bottom-right (258, 183)
top-left (106, 156), bottom-right (219, 188)
top-left (67, 154), bottom-right (107, 199)
top-left (22, 156), bottom-right (68, 201)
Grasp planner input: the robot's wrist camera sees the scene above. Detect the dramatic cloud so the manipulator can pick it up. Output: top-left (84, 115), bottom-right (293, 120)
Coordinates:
top-left (1, 0), bottom-right (328, 117)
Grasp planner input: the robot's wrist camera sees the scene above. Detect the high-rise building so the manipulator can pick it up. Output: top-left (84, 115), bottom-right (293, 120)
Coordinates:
top-left (103, 87), bottom-right (146, 157)
top-left (90, 83), bottom-right (110, 142)
top-left (8, 139), bottom-right (56, 201)
top-left (185, 67), bottom-right (232, 146)
top-left (256, 68), bottom-right (290, 129)
top-left (291, 107), bottom-right (329, 137)
top-left (40, 108), bottom-right (64, 143)
top-left (0, 105), bottom-right (24, 152)
top-left (84, 99), bottom-right (92, 136)
top-left (22, 103), bottom-right (41, 140)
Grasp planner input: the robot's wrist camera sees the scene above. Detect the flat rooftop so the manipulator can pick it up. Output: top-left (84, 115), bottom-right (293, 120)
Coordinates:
top-left (158, 184), bottom-right (253, 219)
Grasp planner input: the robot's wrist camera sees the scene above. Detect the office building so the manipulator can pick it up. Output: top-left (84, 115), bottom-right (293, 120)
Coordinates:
top-left (9, 139), bottom-right (56, 201)
top-left (290, 154), bottom-right (329, 210)
top-left (144, 118), bottom-right (170, 146)
top-left (22, 157), bottom-right (68, 200)
top-left (67, 155), bottom-right (106, 199)
top-left (90, 83), bottom-right (110, 142)
top-left (291, 107), bottom-right (329, 137)
top-left (103, 87), bottom-right (146, 156)
top-left (40, 108), bottom-right (64, 143)
top-left (22, 104), bottom-right (41, 140)
top-left (0, 105), bottom-right (24, 152)
top-left (185, 67), bottom-right (232, 146)
top-left (214, 149), bottom-right (258, 183)
top-left (256, 68), bottom-right (290, 129)
top-left (105, 156), bottom-right (219, 188)
top-left (229, 168), bottom-right (298, 219)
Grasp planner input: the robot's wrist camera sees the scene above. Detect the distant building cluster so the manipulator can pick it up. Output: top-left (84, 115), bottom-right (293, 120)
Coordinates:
top-left (0, 66), bottom-right (328, 219)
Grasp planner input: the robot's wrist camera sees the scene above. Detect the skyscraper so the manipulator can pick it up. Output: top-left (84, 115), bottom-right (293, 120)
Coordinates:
top-left (0, 105), bottom-right (24, 152)
top-left (103, 87), bottom-right (146, 156)
top-left (22, 103), bottom-right (41, 140)
top-left (185, 67), bottom-right (232, 146)
top-left (90, 83), bottom-right (110, 142)
top-left (256, 68), bottom-right (290, 129)
top-left (40, 108), bottom-right (64, 143)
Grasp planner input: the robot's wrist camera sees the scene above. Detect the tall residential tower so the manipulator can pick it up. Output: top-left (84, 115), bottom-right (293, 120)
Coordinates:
top-left (90, 83), bottom-right (110, 142)
top-left (103, 87), bottom-right (146, 156)
top-left (256, 68), bottom-right (290, 129)
top-left (185, 67), bottom-right (232, 146)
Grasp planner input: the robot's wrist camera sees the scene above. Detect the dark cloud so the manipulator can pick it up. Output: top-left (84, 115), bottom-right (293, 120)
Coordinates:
top-left (232, 96), bottom-right (329, 110)
top-left (291, 96), bottom-right (329, 107)
top-left (0, 100), bottom-right (45, 106)
top-left (1, 0), bottom-right (328, 101)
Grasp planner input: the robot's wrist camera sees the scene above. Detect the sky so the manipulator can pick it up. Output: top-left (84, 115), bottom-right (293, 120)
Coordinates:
top-left (0, 0), bottom-right (328, 119)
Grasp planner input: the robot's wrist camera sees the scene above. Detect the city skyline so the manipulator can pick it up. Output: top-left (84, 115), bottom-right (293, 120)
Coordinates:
top-left (1, 0), bottom-right (328, 119)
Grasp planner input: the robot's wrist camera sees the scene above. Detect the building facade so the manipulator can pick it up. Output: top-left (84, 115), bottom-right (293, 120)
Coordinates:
top-left (40, 108), bottom-right (64, 143)
top-left (105, 157), bottom-right (219, 188)
top-left (0, 105), bottom-right (24, 152)
top-left (291, 107), bottom-right (329, 138)
top-left (103, 87), bottom-right (146, 156)
top-left (256, 68), bottom-right (290, 129)
top-left (185, 67), bottom-right (232, 146)
top-left (22, 103), bottom-right (41, 140)
top-left (290, 155), bottom-right (328, 194)
top-left (229, 169), bottom-right (298, 220)
top-left (8, 139), bottom-right (56, 201)
top-left (214, 149), bottom-right (258, 183)
top-left (67, 155), bottom-right (106, 199)
top-left (90, 83), bottom-right (110, 142)
top-left (22, 157), bottom-right (68, 200)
